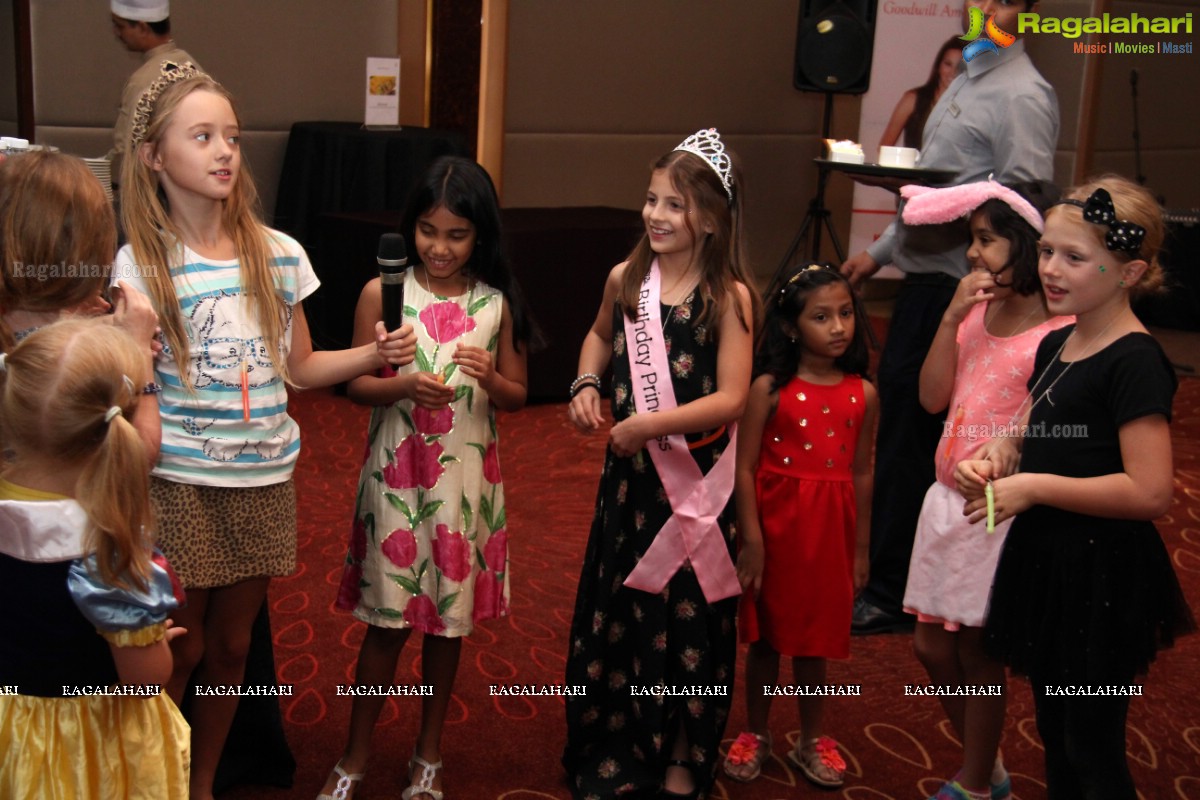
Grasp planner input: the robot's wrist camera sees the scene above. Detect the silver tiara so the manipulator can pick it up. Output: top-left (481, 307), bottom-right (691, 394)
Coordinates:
top-left (674, 127), bottom-right (734, 200)
top-left (130, 60), bottom-right (205, 150)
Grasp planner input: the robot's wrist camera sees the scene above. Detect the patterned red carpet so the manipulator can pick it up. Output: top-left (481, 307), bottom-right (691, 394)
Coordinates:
top-left (226, 376), bottom-right (1200, 800)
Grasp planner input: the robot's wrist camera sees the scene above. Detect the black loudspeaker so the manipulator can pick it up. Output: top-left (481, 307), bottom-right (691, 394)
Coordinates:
top-left (1133, 211), bottom-right (1200, 331)
top-left (794, 0), bottom-right (877, 94)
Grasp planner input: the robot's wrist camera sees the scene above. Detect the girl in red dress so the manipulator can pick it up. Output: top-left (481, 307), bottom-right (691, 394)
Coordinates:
top-left (724, 264), bottom-right (877, 788)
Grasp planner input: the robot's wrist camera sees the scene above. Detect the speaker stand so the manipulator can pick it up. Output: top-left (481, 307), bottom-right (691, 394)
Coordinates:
top-left (775, 92), bottom-right (846, 285)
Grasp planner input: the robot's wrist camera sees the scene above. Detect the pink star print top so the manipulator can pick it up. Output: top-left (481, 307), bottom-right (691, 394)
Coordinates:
top-left (935, 302), bottom-right (1073, 487)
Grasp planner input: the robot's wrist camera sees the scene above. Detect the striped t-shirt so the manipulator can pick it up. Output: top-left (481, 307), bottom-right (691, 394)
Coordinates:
top-left (115, 230), bottom-right (320, 487)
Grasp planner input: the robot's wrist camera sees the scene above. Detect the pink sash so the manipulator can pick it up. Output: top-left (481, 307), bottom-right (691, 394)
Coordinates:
top-left (621, 261), bottom-right (741, 602)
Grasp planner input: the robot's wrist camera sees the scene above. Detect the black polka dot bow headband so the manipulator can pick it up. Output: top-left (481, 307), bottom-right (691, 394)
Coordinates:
top-left (1058, 188), bottom-right (1147, 256)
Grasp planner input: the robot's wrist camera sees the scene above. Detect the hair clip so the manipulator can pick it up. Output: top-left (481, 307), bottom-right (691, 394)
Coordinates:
top-left (121, 374), bottom-right (136, 395)
top-left (780, 263), bottom-right (831, 293)
top-left (674, 128), bottom-right (734, 201)
top-left (1058, 188), bottom-right (1146, 256)
top-left (130, 60), bottom-right (206, 150)
top-left (0, 352), bottom-right (6, 373)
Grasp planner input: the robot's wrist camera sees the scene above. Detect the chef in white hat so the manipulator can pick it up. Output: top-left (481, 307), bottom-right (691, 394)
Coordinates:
top-left (109, 0), bottom-right (202, 189)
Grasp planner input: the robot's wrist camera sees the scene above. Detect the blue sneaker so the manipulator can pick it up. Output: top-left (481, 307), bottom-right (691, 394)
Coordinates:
top-left (928, 780), bottom-right (990, 800)
top-left (929, 781), bottom-right (970, 800)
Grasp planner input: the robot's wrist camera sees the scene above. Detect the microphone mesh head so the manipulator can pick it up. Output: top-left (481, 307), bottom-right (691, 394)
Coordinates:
top-left (378, 233), bottom-right (407, 269)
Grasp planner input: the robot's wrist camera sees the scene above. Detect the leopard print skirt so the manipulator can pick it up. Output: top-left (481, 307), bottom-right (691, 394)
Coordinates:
top-left (150, 477), bottom-right (296, 589)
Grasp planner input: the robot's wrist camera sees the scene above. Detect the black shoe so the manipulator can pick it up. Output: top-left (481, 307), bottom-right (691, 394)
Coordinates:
top-left (851, 598), bottom-right (914, 635)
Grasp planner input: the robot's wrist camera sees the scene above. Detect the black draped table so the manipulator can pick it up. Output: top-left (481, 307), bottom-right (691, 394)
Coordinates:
top-left (273, 121), bottom-right (469, 247)
top-left (273, 122), bottom-right (469, 350)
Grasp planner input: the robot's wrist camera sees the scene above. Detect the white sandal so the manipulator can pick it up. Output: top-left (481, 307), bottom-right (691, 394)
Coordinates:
top-left (402, 753), bottom-right (445, 800)
top-left (317, 761), bottom-right (364, 800)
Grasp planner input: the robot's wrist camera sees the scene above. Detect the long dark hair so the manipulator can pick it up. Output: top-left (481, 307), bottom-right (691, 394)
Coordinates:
top-left (755, 263), bottom-right (870, 391)
top-left (400, 155), bottom-right (541, 351)
top-left (975, 180), bottom-right (1059, 296)
top-left (919, 37), bottom-right (964, 97)
top-left (907, 37), bottom-right (964, 147)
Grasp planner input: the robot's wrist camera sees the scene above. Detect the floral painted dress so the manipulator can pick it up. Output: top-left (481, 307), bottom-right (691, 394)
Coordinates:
top-left (336, 271), bottom-right (509, 637)
top-left (563, 290), bottom-right (737, 800)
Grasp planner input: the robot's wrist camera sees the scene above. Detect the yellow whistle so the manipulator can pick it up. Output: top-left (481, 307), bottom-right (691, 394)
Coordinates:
top-left (985, 482), bottom-right (996, 534)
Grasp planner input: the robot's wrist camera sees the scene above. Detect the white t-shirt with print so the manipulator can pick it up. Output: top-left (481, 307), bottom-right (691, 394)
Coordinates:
top-left (116, 229), bottom-right (320, 487)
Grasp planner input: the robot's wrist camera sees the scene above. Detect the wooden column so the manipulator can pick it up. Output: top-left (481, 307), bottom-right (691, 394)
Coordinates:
top-left (477, 0), bottom-right (508, 192)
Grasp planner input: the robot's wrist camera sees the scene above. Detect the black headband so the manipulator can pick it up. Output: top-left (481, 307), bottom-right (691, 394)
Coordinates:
top-left (1057, 188), bottom-right (1146, 256)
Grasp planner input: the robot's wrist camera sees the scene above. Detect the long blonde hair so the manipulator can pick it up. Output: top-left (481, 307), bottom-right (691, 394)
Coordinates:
top-left (0, 152), bottom-right (115, 351)
top-left (619, 148), bottom-right (759, 334)
top-left (0, 320), bottom-right (154, 590)
top-left (121, 74), bottom-right (291, 388)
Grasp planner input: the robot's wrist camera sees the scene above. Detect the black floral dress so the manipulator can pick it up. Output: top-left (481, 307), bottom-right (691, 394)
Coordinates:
top-left (563, 291), bottom-right (738, 800)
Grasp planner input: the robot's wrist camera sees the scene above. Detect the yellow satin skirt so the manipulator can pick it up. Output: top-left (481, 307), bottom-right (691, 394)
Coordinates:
top-left (0, 692), bottom-right (189, 799)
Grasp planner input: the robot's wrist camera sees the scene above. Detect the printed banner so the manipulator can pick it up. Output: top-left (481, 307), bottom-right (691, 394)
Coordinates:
top-left (365, 57), bottom-right (401, 127)
top-left (850, 2), bottom-right (964, 271)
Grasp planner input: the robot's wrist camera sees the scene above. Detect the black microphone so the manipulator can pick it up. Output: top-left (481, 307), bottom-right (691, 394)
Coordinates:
top-left (378, 233), bottom-right (407, 332)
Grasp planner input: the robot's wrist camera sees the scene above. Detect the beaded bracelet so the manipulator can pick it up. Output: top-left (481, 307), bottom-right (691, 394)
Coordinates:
top-left (569, 372), bottom-right (601, 396)
top-left (570, 381), bottom-right (600, 399)
top-left (142, 381), bottom-right (163, 395)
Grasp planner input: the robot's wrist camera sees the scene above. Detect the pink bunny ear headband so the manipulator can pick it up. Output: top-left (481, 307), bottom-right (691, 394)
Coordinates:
top-left (900, 178), bottom-right (1044, 233)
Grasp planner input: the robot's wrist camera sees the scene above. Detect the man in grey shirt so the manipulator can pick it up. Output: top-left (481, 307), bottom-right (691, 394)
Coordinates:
top-left (841, 0), bottom-right (1058, 634)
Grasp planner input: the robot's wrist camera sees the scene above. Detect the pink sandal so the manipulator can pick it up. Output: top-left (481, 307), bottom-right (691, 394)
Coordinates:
top-left (787, 736), bottom-right (846, 788)
top-left (723, 731), bottom-right (772, 782)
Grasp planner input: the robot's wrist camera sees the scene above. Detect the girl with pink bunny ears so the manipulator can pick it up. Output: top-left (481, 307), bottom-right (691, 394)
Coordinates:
top-left (900, 179), bottom-right (1070, 800)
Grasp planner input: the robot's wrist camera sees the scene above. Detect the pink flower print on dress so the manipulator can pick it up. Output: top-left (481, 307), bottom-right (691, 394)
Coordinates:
top-left (482, 441), bottom-right (503, 484)
top-left (483, 529), bottom-right (508, 572)
top-left (403, 594), bottom-right (446, 634)
top-left (349, 518), bottom-right (367, 561)
top-left (472, 569), bottom-right (508, 621)
top-left (671, 352), bottom-right (695, 379)
top-left (420, 301), bottom-right (476, 344)
top-left (383, 435), bottom-right (445, 490)
top-left (335, 561), bottom-right (363, 610)
top-left (412, 405), bottom-right (454, 435)
top-left (381, 528), bottom-right (418, 568)
top-left (432, 524), bottom-right (472, 582)
top-left (675, 599), bottom-right (698, 620)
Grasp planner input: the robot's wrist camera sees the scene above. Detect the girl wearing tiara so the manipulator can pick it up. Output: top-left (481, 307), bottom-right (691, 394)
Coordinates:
top-left (563, 129), bottom-right (758, 799)
top-left (116, 63), bottom-right (413, 799)
top-left (957, 175), bottom-right (1194, 799)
